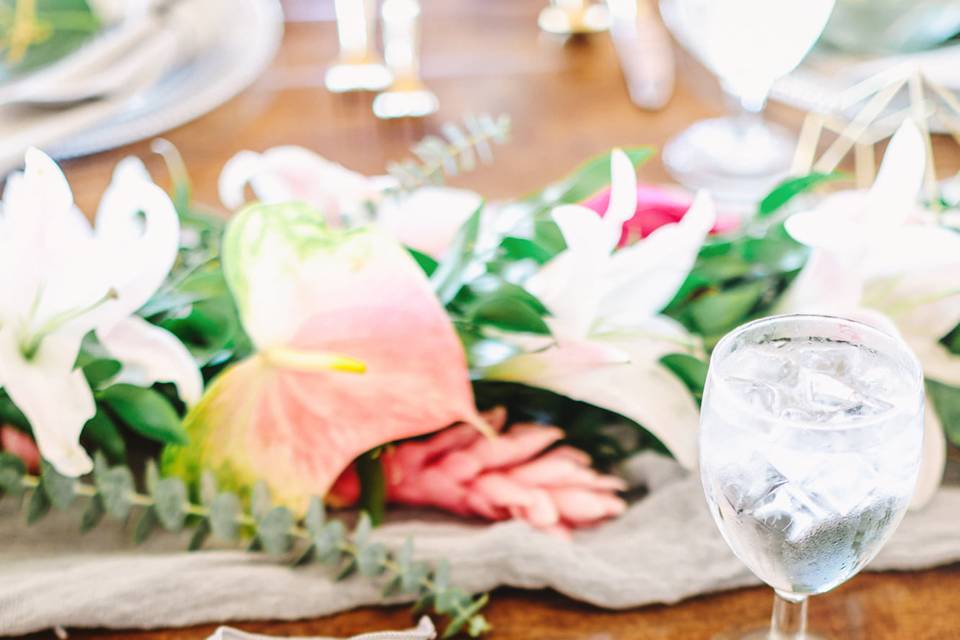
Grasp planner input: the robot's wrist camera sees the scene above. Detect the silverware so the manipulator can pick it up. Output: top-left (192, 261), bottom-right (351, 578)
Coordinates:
top-left (607, 0), bottom-right (675, 111)
top-left (372, 0), bottom-right (437, 120)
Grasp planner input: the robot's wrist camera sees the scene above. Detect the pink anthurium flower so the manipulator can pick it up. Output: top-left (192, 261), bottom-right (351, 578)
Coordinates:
top-left (0, 149), bottom-right (201, 477)
top-left (331, 408), bottom-right (627, 536)
top-left (483, 150), bottom-right (716, 470)
top-left (162, 202), bottom-right (484, 513)
top-left (780, 119), bottom-right (960, 509)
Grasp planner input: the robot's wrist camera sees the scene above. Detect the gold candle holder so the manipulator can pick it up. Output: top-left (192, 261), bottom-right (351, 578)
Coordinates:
top-left (372, 0), bottom-right (438, 120)
top-left (538, 0), bottom-right (611, 36)
top-left (325, 0), bottom-right (392, 93)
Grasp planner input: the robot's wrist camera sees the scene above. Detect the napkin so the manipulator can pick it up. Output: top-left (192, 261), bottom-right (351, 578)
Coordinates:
top-left (206, 617), bottom-right (436, 640)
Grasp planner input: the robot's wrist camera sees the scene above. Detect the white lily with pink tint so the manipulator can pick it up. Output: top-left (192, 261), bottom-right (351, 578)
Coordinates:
top-left (0, 149), bottom-right (201, 476)
top-left (218, 145), bottom-right (481, 257)
top-left (780, 119), bottom-right (960, 508)
top-left (486, 150), bottom-right (716, 469)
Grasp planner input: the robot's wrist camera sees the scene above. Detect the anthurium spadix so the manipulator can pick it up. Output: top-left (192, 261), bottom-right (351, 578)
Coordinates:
top-left (0, 149), bottom-right (202, 477)
top-left (485, 149), bottom-right (716, 469)
top-left (780, 119), bottom-right (960, 509)
top-left (162, 202), bottom-right (484, 513)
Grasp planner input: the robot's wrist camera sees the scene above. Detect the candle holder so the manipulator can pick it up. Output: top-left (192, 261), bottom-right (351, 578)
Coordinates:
top-left (372, 0), bottom-right (438, 120)
top-left (324, 0), bottom-right (392, 93)
top-left (538, 0), bottom-right (610, 36)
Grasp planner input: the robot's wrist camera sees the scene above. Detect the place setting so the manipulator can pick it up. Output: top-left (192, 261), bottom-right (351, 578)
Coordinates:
top-left (1, 1), bottom-right (960, 639)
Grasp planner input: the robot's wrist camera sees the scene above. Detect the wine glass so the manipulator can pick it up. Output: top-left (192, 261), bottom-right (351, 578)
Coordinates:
top-left (700, 315), bottom-right (924, 639)
top-left (659, 0), bottom-right (836, 205)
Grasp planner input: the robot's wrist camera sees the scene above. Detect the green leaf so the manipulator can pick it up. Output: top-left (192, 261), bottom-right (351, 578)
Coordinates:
top-left (258, 506), bottom-right (294, 555)
top-left (687, 280), bottom-right (768, 336)
top-left (96, 465), bottom-right (134, 519)
top-left (927, 380), bottom-right (960, 447)
top-left (408, 248), bottom-right (439, 277)
top-left (354, 511), bottom-right (373, 547)
top-left (247, 536), bottom-right (262, 552)
top-left (431, 206), bottom-right (484, 304)
top-left (335, 558), bottom-right (358, 581)
top-left (0, 390), bottom-right (28, 429)
top-left (660, 353), bottom-right (709, 400)
top-left (145, 459), bottom-right (160, 494)
top-left (433, 559), bottom-right (451, 591)
top-left (209, 492), bottom-right (241, 541)
top-left (80, 494), bottom-right (106, 533)
top-left (26, 487), bottom-right (51, 524)
top-left (153, 478), bottom-right (188, 531)
top-left (251, 480), bottom-right (271, 521)
top-left (499, 237), bottom-right (553, 265)
top-left (99, 384), bottom-right (188, 445)
top-left (134, 507), bottom-right (159, 544)
top-left (315, 520), bottom-right (345, 563)
top-left (381, 576), bottom-right (403, 597)
top-left (189, 519), bottom-right (211, 551)
top-left (519, 147), bottom-right (654, 215)
top-left (356, 542), bottom-right (387, 577)
top-left (82, 358), bottom-right (121, 389)
top-left (465, 295), bottom-right (550, 335)
top-left (41, 461), bottom-right (75, 510)
top-left (435, 587), bottom-right (468, 615)
top-left (357, 451), bottom-right (386, 527)
top-left (467, 614), bottom-right (492, 638)
top-left (0, 453), bottom-right (26, 496)
top-left (758, 172), bottom-right (846, 217)
top-left (443, 593), bottom-right (490, 639)
top-left (304, 496), bottom-right (326, 535)
top-left (81, 409), bottom-right (126, 463)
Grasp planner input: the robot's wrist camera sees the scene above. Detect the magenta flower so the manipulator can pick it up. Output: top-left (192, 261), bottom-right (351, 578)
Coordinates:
top-left (582, 182), bottom-right (738, 246)
top-left (331, 409), bottom-right (627, 536)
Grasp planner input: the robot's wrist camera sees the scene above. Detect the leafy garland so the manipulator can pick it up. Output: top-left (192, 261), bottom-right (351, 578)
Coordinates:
top-left (0, 452), bottom-right (490, 638)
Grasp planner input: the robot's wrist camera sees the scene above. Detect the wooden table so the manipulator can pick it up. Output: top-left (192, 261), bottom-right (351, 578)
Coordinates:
top-left (48, 0), bottom-right (960, 638)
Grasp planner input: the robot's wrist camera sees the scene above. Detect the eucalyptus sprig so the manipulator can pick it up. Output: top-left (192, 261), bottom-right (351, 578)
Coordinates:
top-left (0, 453), bottom-right (491, 639)
top-left (387, 114), bottom-right (511, 191)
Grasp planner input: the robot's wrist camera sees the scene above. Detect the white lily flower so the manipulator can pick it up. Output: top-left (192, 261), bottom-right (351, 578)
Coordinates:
top-left (486, 149), bottom-right (716, 469)
top-left (0, 149), bottom-right (202, 476)
top-left (218, 145), bottom-right (484, 257)
top-left (780, 119), bottom-right (960, 509)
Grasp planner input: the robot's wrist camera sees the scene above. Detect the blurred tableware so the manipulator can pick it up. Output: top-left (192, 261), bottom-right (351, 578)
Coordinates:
top-left (659, 0), bottom-right (835, 205)
top-left (538, 0), bottom-right (610, 35)
top-left (372, 0), bottom-right (437, 120)
top-left (0, 0), bottom-right (282, 172)
top-left (325, 0), bottom-right (392, 93)
top-left (607, 0), bottom-right (674, 110)
top-left (821, 0), bottom-right (960, 55)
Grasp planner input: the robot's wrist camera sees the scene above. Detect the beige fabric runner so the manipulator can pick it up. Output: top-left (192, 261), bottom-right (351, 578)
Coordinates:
top-left (2, 453), bottom-right (959, 637)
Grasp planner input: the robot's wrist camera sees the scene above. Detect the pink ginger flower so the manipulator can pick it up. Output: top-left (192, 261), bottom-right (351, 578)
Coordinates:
top-left (583, 183), bottom-right (739, 246)
top-left (331, 409), bottom-right (627, 536)
top-left (0, 425), bottom-right (41, 473)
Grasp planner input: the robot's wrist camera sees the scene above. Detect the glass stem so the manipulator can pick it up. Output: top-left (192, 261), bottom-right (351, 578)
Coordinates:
top-left (770, 590), bottom-right (808, 639)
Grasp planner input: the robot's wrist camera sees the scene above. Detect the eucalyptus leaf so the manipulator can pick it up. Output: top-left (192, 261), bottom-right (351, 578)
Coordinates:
top-left (26, 487), bottom-right (51, 524)
top-left (433, 559), bottom-right (451, 591)
top-left (401, 561), bottom-right (429, 594)
top-left (357, 542), bottom-right (387, 576)
top-left (354, 511), bottom-right (373, 547)
top-left (251, 480), bottom-right (271, 521)
top-left (96, 465), bottom-right (134, 519)
top-left (153, 478), bottom-right (188, 531)
top-left (100, 384), bottom-right (188, 445)
top-left (0, 453), bottom-right (26, 496)
top-left (189, 519), bottom-right (211, 551)
top-left (336, 558), bottom-right (358, 581)
top-left (443, 593), bottom-right (490, 640)
top-left (292, 542), bottom-right (316, 566)
top-left (133, 507), bottom-right (158, 544)
top-left (41, 461), bottom-right (75, 510)
top-left (200, 470), bottom-right (218, 506)
top-left (209, 492), bottom-right (241, 541)
top-left (435, 587), bottom-right (468, 615)
top-left (258, 506), bottom-right (294, 555)
top-left (315, 520), bottom-right (346, 563)
top-left (145, 459), bottom-right (160, 494)
top-left (304, 496), bottom-right (326, 535)
top-left (80, 494), bottom-right (106, 533)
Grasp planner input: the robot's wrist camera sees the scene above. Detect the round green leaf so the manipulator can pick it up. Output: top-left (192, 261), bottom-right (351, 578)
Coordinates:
top-left (99, 384), bottom-right (188, 445)
top-left (258, 506), bottom-right (294, 555)
top-left (153, 478), bottom-right (188, 531)
top-left (210, 492), bottom-right (241, 541)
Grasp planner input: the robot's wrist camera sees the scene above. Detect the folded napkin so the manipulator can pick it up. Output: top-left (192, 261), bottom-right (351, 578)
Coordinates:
top-left (206, 617), bottom-right (435, 640)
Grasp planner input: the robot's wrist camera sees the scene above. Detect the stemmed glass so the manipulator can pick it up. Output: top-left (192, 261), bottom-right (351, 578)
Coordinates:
top-left (700, 315), bottom-right (924, 639)
top-left (659, 0), bottom-right (836, 204)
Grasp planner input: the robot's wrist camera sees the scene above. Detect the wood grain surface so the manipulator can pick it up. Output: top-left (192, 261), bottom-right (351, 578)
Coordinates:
top-left (33, 0), bottom-right (960, 638)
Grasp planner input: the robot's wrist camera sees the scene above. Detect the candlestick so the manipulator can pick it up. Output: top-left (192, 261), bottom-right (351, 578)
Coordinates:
top-left (324, 0), bottom-right (392, 93)
top-left (538, 0), bottom-right (610, 35)
top-left (372, 0), bottom-right (438, 120)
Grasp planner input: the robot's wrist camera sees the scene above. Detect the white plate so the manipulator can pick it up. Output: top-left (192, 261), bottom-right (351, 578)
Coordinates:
top-left (50, 0), bottom-right (283, 160)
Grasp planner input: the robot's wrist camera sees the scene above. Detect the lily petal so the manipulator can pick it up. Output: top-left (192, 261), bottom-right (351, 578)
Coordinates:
top-left (0, 327), bottom-right (93, 476)
top-left (93, 157), bottom-right (181, 330)
top-left (911, 400), bottom-right (945, 510)
top-left (375, 186), bottom-right (482, 258)
top-left (910, 338), bottom-right (960, 388)
top-left (863, 119), bottom-right (925, 229)
top-left (776, 250), bottom-right (864, 317)
top-left (97, 316), bottom-right (203, 405)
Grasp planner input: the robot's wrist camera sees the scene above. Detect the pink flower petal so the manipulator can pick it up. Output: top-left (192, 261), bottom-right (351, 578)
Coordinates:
top-left (0, 425), bottom-right (40, 473)
top-left (550, 487), bottom-right (628, 524)
top-left (508, 452), bottom-right (627, 492)
top-left (460, 424), bottom-right (564, 471)
top-left (518, 487), bottom-right (560, 529)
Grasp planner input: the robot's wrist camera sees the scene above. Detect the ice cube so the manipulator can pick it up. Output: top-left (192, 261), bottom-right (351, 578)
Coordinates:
top-left (749, 482), bottom-right (831, 543)
top-left (720, 459), bottom-right (787, 514)
top-left (725, 377), bottom-right (782, 414)
top-left (806, 453), bottom-right (878, 515)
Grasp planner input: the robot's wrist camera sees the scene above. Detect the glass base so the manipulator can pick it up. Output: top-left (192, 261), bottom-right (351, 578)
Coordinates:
top-left (662, 116), bottom-right (796, 207)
